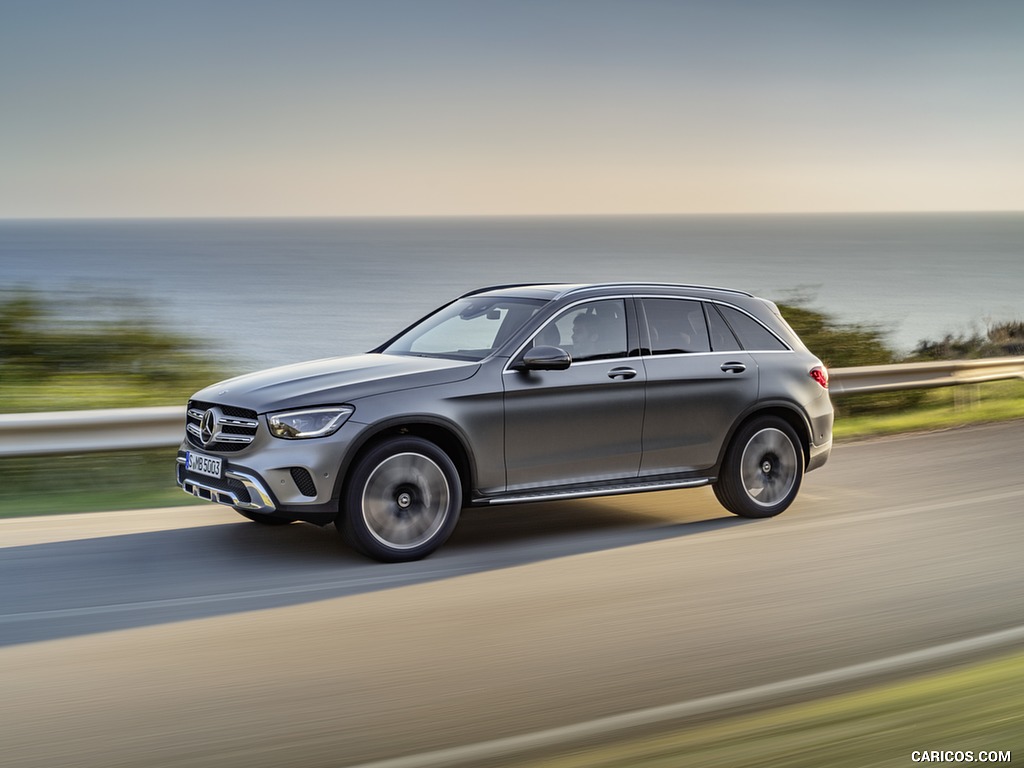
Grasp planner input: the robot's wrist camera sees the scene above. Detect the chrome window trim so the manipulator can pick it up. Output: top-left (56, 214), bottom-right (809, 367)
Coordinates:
top-left (638, 349), bottom-right (793, 361)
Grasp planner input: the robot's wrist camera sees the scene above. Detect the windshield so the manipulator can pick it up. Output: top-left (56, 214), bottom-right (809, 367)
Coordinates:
top-left (381, 297), bottom-right (547, 361)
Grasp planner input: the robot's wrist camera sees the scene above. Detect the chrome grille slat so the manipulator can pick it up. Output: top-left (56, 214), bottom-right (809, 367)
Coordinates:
top-left (213, 434), bottom-right (255, 444)
top-left (219, 416), bottom-right (258, 428)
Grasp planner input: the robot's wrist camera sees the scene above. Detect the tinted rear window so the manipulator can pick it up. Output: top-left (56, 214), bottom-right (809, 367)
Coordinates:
top-left (641, 298), bottom-right (711, 354)
top-left (716, 305), bottom-right (788, 351)
top-left (705, 304), bottom-right (742, 352)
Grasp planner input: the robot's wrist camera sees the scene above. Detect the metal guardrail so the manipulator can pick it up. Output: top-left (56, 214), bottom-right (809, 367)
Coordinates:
top-left (0, 406), bottom-right (185, 457)
top-left (829, 356), bottom-right (1024, 395)
top-left (1, 357), bottom-right (1022, 457)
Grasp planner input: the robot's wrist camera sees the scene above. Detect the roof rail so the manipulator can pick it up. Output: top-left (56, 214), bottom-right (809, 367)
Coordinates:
top-left (559, 282), bottom-right (754, 298)
top-left (460, 282), bottom-right (755, 299)
top-left (459, 283), bottom-right (558, 297)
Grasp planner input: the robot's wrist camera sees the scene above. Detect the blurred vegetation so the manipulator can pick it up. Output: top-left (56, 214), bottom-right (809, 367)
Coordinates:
top-left (909, 319), bottom-right (1024, 360)
top-left (0, 289), bottom-right (223, 516)
top-left (0, 288), bottom-right (227, 412)
top-left (776, 302), bottom-right (898, 369)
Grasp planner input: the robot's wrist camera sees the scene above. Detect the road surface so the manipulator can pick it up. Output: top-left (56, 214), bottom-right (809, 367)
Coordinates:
top-left (2, 422), bottom-right (1023, 767)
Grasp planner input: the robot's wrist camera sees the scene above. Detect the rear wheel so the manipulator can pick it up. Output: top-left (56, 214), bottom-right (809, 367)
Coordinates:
top-left (714, 416), bottom-right (804, 518)
top-left (340, 436), bottom-right (462, 562)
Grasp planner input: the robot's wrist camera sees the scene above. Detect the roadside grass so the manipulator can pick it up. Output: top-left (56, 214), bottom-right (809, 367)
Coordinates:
top-left (523, 649), bottom-right (1024, 768)
top-left (0, 448), bottom-right (205, 518)
top-left (833, 379), bottom-right (1024, 440)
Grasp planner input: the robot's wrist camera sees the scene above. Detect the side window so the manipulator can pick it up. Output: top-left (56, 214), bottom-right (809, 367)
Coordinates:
top-left (705, 304), bottom-right (742, 352)
top-left (534, 299), bottom-right (628, 362)
top-left (641, 298), bottom-right (710, 354)
top-left (717, 305), bottom-right (789, 351)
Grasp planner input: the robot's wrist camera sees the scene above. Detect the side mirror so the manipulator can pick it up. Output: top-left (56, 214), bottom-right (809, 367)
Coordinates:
top-left (515, 345), bottom-right (572, 372)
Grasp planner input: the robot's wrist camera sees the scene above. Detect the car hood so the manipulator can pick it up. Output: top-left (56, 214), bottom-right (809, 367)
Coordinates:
top-left (191, 353), bottom-right (480, 413)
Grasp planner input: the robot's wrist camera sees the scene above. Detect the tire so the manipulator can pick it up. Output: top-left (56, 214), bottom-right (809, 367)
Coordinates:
top-left (713, 416), bottom-right (804, 519)
top-left (236, 510), bottom-right (295, 526)
top-left (339, 436), bottom-right (462, 562)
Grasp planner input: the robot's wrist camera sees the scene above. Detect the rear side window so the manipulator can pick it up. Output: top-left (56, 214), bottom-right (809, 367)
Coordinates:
top-left (641, 298), bottom-right (711, 354)
top-left (705, 304), bottom-right (742, 352)
top-left (716, 304), bottom-right (789, 351)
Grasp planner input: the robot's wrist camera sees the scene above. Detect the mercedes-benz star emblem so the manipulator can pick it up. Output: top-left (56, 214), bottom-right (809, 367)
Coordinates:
top-left (200, 407), bottom-right (223, 448)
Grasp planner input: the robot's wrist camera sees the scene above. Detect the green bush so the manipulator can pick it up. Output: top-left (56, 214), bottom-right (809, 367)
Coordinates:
top-left (0, 289), bottom-right (227, 412)
top-left (911, 320), bottom-right (1024, 360)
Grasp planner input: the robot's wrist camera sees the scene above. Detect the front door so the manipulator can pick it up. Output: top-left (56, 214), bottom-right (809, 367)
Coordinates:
top-left (502, 299), bottom-right (645, 491)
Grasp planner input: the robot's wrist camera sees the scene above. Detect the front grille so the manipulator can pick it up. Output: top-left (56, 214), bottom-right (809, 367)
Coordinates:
top-left (186, 400), bottom-right (259, 452)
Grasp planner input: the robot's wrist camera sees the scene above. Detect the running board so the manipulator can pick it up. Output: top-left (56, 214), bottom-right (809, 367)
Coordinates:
top-left (476, 477), bottom-right (714, 506)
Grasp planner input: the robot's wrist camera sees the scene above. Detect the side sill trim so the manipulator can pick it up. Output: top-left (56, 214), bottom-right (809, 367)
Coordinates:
top-left (476, 477), bottom-right (713, 506)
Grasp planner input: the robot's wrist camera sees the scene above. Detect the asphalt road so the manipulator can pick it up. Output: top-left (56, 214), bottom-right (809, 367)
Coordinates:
top-left (2, 422), bottom-right (1023, 767)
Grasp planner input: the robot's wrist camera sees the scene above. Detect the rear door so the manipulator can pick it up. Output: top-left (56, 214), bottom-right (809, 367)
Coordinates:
top-left (637, 297), bottom-right (759, 475)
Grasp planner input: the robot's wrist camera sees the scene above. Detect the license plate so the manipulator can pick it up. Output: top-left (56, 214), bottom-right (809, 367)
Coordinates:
top-left (186, 451), bottom-right (223, 479)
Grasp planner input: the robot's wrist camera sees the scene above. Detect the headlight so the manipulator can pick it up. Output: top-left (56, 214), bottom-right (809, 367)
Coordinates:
top-left (268, 406), bottom-right (354, 439)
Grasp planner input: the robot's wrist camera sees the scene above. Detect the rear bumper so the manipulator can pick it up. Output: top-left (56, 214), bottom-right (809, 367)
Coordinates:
top-left (807, 434), bottom-right (832, 472)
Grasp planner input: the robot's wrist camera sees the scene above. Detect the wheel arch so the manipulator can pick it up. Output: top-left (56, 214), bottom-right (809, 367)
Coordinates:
top-left (333, 417), bottom-right (475, 509)
top-left (718, 402), bottom-right (812, 473)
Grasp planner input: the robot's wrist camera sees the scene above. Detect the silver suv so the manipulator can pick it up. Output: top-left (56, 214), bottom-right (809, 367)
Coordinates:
top-left (177, 283), bottom-right (833, 562)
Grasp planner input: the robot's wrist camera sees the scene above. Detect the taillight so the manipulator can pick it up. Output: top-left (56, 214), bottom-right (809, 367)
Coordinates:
top-left (810, 366), bottom-right (829, 389)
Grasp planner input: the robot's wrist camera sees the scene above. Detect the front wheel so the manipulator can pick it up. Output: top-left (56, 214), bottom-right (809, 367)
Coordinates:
top-left (714, 417), bottom-right (804, 518)
top-left (339, 437), bottom-right (462, 562)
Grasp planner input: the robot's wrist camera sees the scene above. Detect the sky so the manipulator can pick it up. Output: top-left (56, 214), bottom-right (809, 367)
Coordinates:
top-left (2, 0), bottom-right (1023, 218)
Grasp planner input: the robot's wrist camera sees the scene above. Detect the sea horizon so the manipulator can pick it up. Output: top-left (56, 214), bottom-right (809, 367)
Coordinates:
top-left (2, 211), bottom-right (1021, 369)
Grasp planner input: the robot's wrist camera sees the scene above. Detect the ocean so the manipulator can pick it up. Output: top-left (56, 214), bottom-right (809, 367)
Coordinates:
top-left (1, 213), bottom-right (1022, 370)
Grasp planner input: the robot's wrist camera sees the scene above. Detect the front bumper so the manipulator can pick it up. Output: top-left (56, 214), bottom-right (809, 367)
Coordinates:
top-left (176, 455), bottom-right (277, 513)
top-left (175, 417), bottom-right (368, 522)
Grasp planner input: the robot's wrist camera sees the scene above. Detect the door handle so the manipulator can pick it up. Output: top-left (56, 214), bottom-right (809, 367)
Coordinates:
top-left (720, 362), bottom-right (747, 374)
top-left (607, 367), bottom-right (638, 380)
